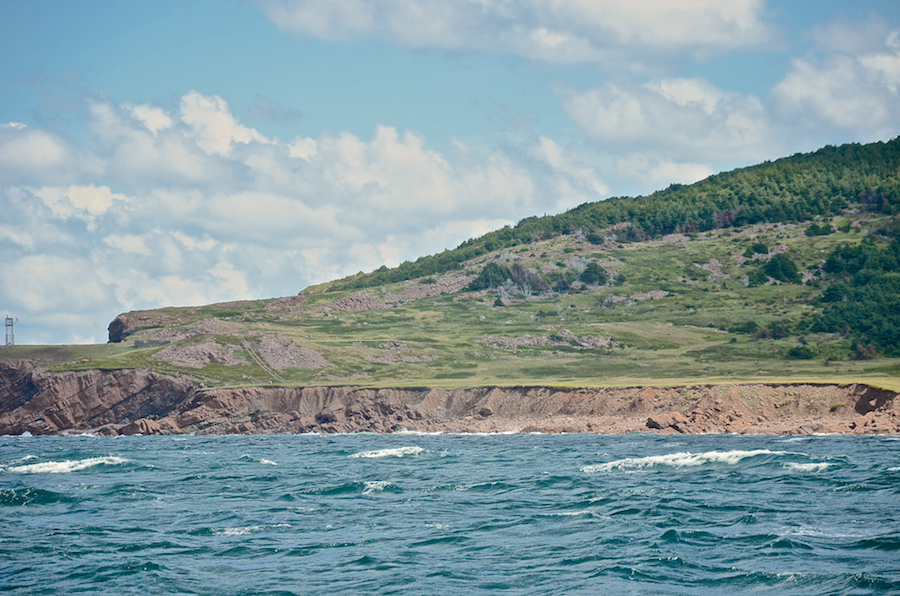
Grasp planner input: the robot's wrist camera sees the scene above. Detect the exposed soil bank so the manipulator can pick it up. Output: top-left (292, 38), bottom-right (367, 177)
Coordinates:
top-left (1, 362), bottom-right (897, 436)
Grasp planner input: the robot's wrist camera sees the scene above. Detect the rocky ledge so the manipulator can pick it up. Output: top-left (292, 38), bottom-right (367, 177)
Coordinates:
top-left (0, 362), bottom-right (897, 436)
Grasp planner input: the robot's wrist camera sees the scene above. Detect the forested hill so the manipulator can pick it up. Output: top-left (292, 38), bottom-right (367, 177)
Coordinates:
top-left (331, 138), bottom-right (900, 291)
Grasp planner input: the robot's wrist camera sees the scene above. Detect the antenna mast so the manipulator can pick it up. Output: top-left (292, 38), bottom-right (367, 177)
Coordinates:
top-left (5, 316), bottom-right (16, 347)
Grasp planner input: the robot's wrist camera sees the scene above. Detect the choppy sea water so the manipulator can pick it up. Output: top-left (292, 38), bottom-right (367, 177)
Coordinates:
top-left (2, 433), bottom-right (899, 595)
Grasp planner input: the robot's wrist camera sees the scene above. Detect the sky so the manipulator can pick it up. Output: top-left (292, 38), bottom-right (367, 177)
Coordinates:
top-left (2, 1), bottom-right (900, 344)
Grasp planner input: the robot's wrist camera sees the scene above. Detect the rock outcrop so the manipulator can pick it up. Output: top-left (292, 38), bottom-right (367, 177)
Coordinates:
top-left (108, 313), bottom-right (182, 342)
top-left (0, 362), bottom-right (196, 435)
top-left (0, 361), bottom-right (897, 436)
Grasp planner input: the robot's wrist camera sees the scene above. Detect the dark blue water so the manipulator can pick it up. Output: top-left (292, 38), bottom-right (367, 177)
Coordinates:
top-left (2, 433), bottom-right (899, 595)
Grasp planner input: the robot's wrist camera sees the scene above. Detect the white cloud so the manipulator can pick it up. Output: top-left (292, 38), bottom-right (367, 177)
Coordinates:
top-left (260, 0), bottom-right (776, 65)
top-left (613, 155), bottom-right (713, 191)
top-left (103, 234), bottom-right (153, 255)
top-left (289, 136), bottom-right (318, 160)
top-left (860, 53), bottom-right (900, 92)
top-left (564, 78), bottom-right (770, 162)
top-left (65, 185), bottom-right (128, 215)
top-left (209, 261), bottom-right (250, 297)
top-left (0, 255), bottom-right (113, 317)
top-left (180, 90), bottom-right (271, 156)
top-left (172, 231), bottom-right (217, 251)
top-left (33, 185), bottom-right (129, 226)
top-left (773, 21), bottom-right (900, 136)
top-left (0, 127), bottom-right (70, 175)
top-left (1, 122), bottom-right (27, 130)
top-left (529, 136), bottom-right (608, 209)
top-left (88, 102), bottom-right (217, 184)
top-left (0, 225), bottom-right (34, 250)
top-left (811, 15), bottom-right (897, 55)
top-left (124, 102), bottom-right (173, 134)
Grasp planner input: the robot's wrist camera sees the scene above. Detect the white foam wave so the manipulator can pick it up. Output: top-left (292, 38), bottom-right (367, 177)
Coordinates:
top-left (260, 459), bottom-right (277, 466)
top-left (362, 481), bottom-right (392, 494)
top-left (454, 431), bottom-right (520, 436)
top-left (214, 526), bottom-right (261, 536)
top-left (5, 456), bottom-right (129, 474)
top-left (426, 524), bottom-right (452, 530)
top-left (582, 450), bottom-right (780, 473)
top-left (546, 510), bottom-right (603, 518)
top-left (394, 429), bottom-right (444, 436)
top-left (784, 462), bottom-right (832, 472)
top-left (888, 467), bottom-right (900, 472)
top-left (349, 446), bottom-right (424, 459)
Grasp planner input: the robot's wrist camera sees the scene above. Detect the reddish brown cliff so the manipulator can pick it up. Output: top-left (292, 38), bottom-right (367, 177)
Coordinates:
top-left (1, 362), bottom-right (897, 436)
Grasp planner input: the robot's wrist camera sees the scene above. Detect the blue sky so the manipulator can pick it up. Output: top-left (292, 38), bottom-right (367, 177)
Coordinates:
top-left (2, 0), bottom-right (900, 344)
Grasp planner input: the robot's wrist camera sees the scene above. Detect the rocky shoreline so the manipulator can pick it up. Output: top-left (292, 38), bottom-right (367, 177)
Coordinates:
top-left (1, 362), bottom-right (897, 437)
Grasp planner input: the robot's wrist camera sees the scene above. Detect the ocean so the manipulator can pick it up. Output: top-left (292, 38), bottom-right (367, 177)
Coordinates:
top-left (1, 433), bottom-right (899, 595)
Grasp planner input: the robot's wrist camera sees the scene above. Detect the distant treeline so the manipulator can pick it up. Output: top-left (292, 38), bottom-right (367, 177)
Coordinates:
top-left (330, 138), bottom-right (900, 292)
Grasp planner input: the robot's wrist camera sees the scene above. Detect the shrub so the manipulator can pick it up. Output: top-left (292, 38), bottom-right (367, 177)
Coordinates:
top-left (756, 321), bottom-right (790, 340)
top-left (854, 343), bottom-right (877, 360)
top-left (806, 223), bottom-right (833, 236)
top-left (764, 253), bottom-right (800, 283)
top-left (586, 232), bottom-right (605, 245)
top-left (787, 345), bottom-right (816, 359)
top-left (747, 269), bottom-right (770, 286)
top-left (744, 243), bottom-right (769, 258)
top-left (729, 321), bottom-right (760, 334)
top-left (580, 262), bottom-right (609, 285)
top-left (468, 262), bottom-right (512, 291)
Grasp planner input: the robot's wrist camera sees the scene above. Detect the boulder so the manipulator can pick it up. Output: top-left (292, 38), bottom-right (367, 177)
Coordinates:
top-left (316, 404), bottom-right (346, 423)
top-left (121, 418), bottom-right (163, 436)
top-left (647, 412), bottom-right (689, 432)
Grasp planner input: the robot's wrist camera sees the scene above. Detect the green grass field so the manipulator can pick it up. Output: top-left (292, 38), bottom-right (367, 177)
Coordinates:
top-left (3, 214), bottom-right (898, 392)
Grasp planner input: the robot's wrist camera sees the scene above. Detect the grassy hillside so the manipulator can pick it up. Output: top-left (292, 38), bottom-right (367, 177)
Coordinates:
top-left (3, 139), bottom-right (899, 391)
top-left (328, 138), bottom-right (900, 291)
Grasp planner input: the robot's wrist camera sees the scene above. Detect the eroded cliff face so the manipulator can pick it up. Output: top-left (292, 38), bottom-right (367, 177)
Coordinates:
top-left (0, 362), bottom-right (197, 436)
top-left (1, 362), bottom-right (898, 436)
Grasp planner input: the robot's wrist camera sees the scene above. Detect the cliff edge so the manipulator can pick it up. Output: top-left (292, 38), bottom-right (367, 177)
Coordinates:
top-left (1, 362), bottom-right (897, 436)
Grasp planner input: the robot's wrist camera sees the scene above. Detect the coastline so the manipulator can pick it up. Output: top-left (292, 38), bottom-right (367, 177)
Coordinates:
top-left (1, 362), bottom-right (897, 436)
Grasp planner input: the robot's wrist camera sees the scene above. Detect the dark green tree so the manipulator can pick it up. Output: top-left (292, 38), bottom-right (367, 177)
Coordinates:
top-left (764, 254), bottom-right (800, 283)
top-left (468, 262), bottom-right (512, 291)
top-left (580, 262), bottom-right (608, 285)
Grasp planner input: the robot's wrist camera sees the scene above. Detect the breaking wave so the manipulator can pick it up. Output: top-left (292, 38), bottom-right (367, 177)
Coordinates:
top-left (784, 462), bottom-right (833, 472)
top-left (4, 456), bottom-right (129, 474)
top-left (349, 446), bottom-right (424, 459)
top-left (582, 449), bottom-right (781, 473)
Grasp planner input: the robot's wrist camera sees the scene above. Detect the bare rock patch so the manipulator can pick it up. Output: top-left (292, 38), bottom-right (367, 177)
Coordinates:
top-left (154, 340), bottom-right (247, 369)
top-left (257, 335), bottom-right (329, 370)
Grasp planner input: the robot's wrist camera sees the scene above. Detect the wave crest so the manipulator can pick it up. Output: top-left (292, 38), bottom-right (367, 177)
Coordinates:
top-left (349, 446), bottom-right (424, 459)
top-left (5, 456), bottom-right (129, 474)
top-left (582, 450), bottom-right (781, 473)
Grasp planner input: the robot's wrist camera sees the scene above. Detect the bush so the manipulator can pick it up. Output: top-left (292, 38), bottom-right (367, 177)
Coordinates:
top-left (806, 223), bottom-right (833, 236)
top-left (586, 232), bottom-right (605, 245)
top-left (729, 321), bottom-right (760, 334)
top-left (764, 253), bottom-right (800, 283)
top-left (549, 269), bottom-right (576, 293)
top-left (747, 269), bottom-right (770, 286)
top-left (787, 345), bottom-right (816, 359)
top-left (854, 343), bottom-right (877, 360)
top-left (744, 243), bottom-right (768, 258)
top-left (468, 262), bottom-right (512, 291)
top-left (757, 321), bottom-right (790, 340)
top-left (580, 262), bottom-right (608, 285)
